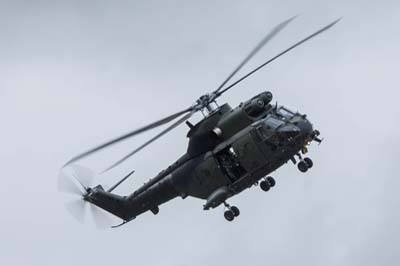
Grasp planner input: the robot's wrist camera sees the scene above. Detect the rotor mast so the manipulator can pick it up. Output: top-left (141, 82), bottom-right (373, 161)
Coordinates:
top-left (197, 93), bottom-right (219, 116)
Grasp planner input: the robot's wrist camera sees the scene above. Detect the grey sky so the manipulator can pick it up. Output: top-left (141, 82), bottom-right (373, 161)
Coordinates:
top-left (1, 0), bottom-right (400, 265)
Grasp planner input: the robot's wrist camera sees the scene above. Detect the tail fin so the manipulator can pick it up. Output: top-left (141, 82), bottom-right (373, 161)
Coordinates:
top-left (84, 185), bottom-right (128, 220)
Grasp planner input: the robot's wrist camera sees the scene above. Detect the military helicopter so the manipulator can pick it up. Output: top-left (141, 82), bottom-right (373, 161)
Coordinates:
top-left (58, 16), bottom-right (337, 226)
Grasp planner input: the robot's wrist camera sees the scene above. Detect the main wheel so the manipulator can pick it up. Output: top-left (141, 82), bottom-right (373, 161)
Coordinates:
top-left (297, 161), bottom-right (308, 173)
top-left (304, 157), bottom-right (313, 168)
top-left (260, 180), bottom-right (270, 191)
top-left (266, 176), bottom-right (276, 187)
top-left (224, 210), bottom-right (235, 221)
top-left (230, 206), bottom-right (240, 217)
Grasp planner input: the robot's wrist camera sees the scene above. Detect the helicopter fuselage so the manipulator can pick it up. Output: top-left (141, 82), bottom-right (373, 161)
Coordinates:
top-left (87, 91), bottom-right (319, 222)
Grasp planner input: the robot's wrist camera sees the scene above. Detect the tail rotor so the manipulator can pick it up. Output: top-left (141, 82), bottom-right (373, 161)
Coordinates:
top-left (58, 165), bottom-right (114, 229)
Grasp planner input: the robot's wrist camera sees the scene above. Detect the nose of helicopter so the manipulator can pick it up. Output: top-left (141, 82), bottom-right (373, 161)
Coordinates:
top-left (277, 124), bottom-right (300, 137)
top-left (277, 118), bottom-right (313, 138)
top-left (295, 119), bottom-right (313, 137)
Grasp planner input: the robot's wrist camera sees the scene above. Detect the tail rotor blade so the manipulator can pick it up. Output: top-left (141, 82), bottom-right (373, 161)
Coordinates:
top-left (57, 170), bottom-right (83, 195)
top-left (70, 164), bottom-right (95, 188)
top-left (59, 165), bottom-right (115, 229)
top-left (58, 164), bottom-right (95, 194)
top-left (65, 199), bottom-right (87, 224)
top-left (89, 204), bottom-right (115, 229)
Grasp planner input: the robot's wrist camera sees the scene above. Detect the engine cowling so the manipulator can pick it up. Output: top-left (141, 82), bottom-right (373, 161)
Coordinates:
top-left (244, 91), bottom-right (273, 117)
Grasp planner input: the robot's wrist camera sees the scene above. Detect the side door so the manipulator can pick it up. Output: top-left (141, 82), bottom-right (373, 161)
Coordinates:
top-left (231, 131), bottom-right (266, 173)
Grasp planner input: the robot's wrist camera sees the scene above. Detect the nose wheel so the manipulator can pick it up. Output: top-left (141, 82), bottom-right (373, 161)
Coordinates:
top-left (304, 157), bottom-right (313, 168)
top-left (297, 157), bottom-right (313, 172)
top-left (223, 202), bottom-right (240, 222)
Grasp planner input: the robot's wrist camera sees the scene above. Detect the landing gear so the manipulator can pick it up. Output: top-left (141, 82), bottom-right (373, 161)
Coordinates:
top-left (266, 176), bottom-right (276, 187)
top-left (224, 210), bottom-right (235, 221)
top-left (230, 206), bottom-right (240, 217)
top-left (297, 160), bottom-right (308, 172)
top-left (304, 157), bottom-right (313, 168)
top-left (223, 202), bottom-right (240, 221)
top-left (260, 176), bottom-right (276, 191)
top-left (260, 180), bottom-right (270, 191)
top-left (296, 152), bottom-right (313, 173)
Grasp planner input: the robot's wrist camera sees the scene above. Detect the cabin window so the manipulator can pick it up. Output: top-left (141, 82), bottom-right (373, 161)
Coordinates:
top-left (277, 107), bottom-right (295, 120)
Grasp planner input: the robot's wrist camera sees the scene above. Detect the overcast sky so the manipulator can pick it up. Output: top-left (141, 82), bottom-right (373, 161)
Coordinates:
top-left (1, 1), bottom-right (400, 265)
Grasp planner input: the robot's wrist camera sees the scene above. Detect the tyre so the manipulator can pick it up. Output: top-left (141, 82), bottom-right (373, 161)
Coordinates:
top-left (304, 157), bottom-right (313, 168)
top-left (260, 180), bottom-right (270, 191)
top-left (224, 210), bottom-right (235, 221)
top-left (297, 161), bottom-right (308, 173)
top-left (266, 176), bottom-right (276, 187)
top-left (230, 206), bottom-right (240, 217)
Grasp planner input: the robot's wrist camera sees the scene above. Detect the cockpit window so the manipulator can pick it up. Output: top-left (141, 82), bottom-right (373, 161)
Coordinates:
top-left (263, 116), bottom-right (284, 129)
top-left (253, 115), bottom-right (284, 141)
top-left (277, 107), bottom-right (295, 119)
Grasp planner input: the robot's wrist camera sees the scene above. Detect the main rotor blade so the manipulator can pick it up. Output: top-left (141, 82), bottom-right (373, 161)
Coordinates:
top-left (90, 204), bottom-right (115, 230)
top-left (107, 170), bottom-right (135, 193)
top-left (216, 18), bottom-right (341, 97)
top-left (102, 111), bottom-right (194, 173)
top-left (63, 107), bottom-right (193, 167)
top-left (213, 15), bottom-right (297, 94)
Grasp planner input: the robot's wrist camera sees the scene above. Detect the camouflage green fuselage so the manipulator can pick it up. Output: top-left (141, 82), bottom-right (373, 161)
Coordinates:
top-left (88, 91), bottom-right (315, 220)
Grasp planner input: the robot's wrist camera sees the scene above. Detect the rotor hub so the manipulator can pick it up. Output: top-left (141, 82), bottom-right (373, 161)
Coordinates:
top-left (195, 93), bottom-right (219, 114)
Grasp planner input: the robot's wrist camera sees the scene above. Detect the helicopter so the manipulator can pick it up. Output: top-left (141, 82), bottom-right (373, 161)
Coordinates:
top-left (58, 16), bottom-right (338, 226)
